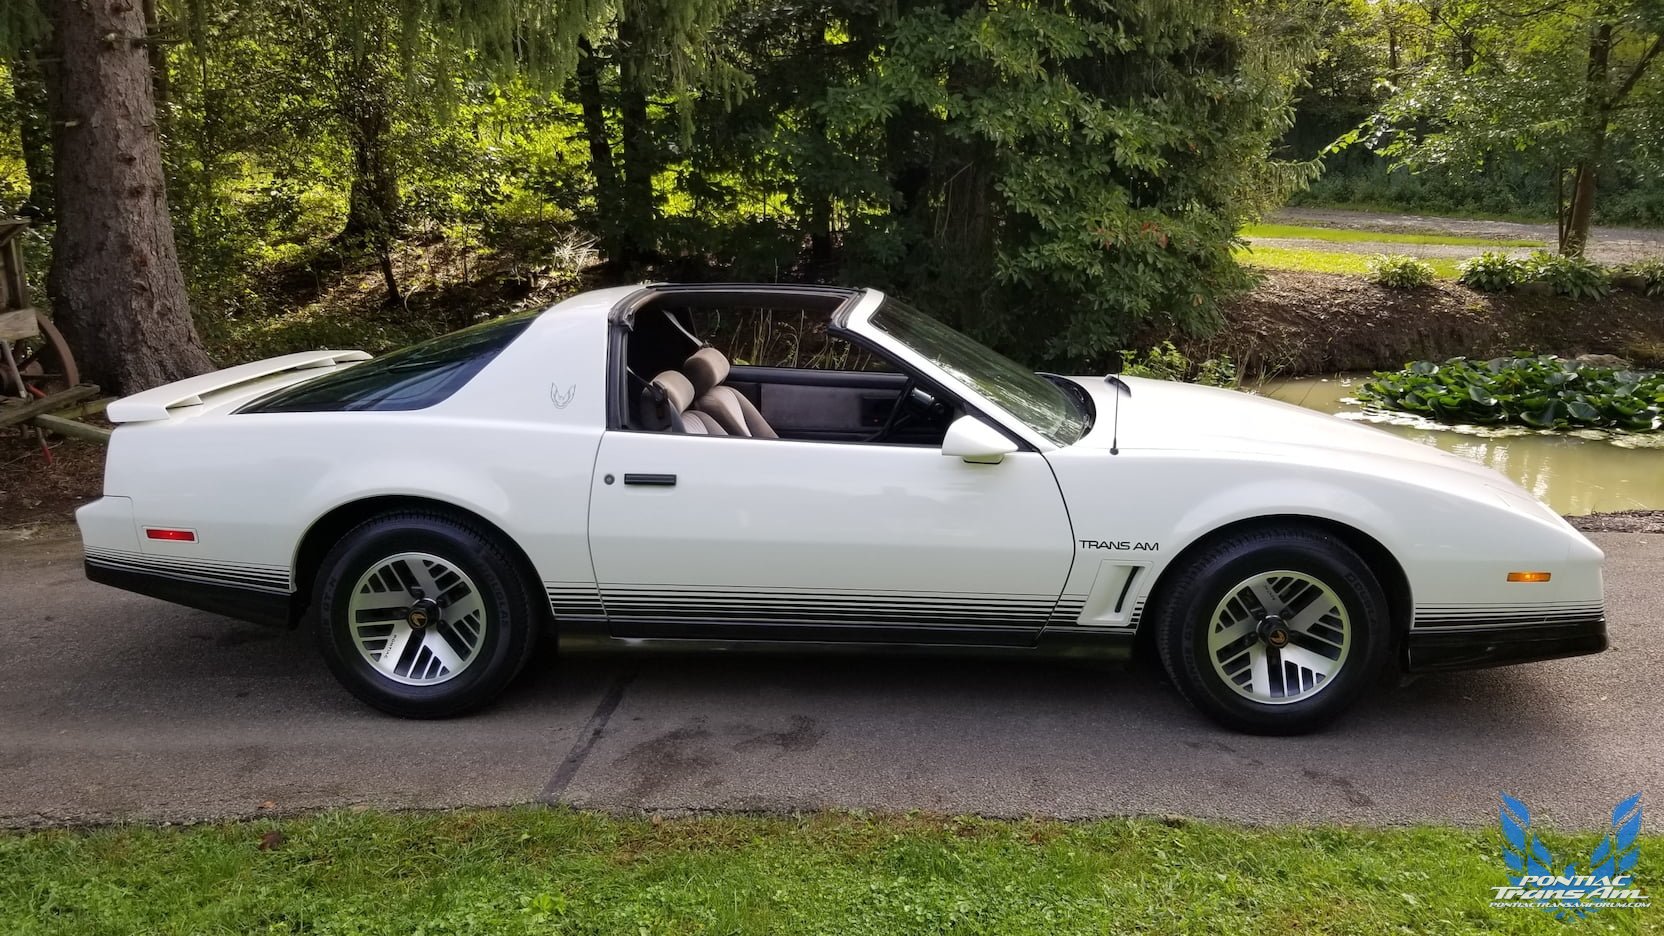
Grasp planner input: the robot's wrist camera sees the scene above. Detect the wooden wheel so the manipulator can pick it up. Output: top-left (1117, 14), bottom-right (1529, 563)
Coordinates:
top-left (1, 309), bottom-right (79, 398)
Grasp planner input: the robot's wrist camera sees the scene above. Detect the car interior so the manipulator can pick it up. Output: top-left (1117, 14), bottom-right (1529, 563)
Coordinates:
top-left (615, 288), bottom-right (957, 446)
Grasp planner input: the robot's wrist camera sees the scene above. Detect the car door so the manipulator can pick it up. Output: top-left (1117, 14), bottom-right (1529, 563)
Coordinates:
top-left (586, 429), bottom-right (1076, 645)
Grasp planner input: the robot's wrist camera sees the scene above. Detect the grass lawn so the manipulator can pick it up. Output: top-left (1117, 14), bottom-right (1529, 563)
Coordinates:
top-left (2, 808), bottom-right (1656, 935)
top-left (1240, 223), bottom-right (1545, 248)
top-left (1235, 243), bottom-right (1464, 279)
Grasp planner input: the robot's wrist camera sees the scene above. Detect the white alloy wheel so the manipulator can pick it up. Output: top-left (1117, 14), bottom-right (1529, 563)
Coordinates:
top-left (347, 551), bottom-right (489, 686)
top-left (1205, 570), bottom-right (1352, 705)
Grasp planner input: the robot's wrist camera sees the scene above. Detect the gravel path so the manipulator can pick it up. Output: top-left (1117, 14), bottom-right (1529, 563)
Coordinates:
top-left (1267, 207), bottom-right (1664, 265)
top-left (1567, 509), bottom-right (1664, 534)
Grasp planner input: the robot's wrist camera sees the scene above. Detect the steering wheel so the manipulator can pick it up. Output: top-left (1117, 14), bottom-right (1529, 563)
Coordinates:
top-left (867, 379), bottom-right (937, 442)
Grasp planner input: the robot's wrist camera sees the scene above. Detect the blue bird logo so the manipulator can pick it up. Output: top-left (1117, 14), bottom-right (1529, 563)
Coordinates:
top-left (1498, 792), bottom-right (1644, 920)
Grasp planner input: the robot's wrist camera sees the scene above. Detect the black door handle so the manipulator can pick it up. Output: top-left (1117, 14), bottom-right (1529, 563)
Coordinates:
top-left (623, 473), bottom-right (677, 487)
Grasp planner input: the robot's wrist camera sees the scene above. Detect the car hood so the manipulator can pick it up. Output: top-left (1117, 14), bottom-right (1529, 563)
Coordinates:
top-left (1067, 374), bottom-right (1533, 493)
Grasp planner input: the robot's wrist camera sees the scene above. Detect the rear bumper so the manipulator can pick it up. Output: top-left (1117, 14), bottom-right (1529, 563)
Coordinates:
top-left (1404, 617), bottom-right (1607, 672)
top-left (84, 560), bottom-right (292, 628)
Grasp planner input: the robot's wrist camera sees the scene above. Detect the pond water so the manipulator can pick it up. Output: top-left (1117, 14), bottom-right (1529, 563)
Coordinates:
top-left (1258, 376), bottom-right (1664, 516)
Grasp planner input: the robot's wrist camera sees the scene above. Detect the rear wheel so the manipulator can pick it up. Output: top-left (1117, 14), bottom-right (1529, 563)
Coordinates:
top-left (1154, 525), bottom-right (1391, 735)
top-left (314, 512), bottom-right (540, 718)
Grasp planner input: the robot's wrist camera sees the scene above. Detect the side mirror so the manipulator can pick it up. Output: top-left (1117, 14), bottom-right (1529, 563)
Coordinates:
top-left (941, 415), bottom-right (1018, 464)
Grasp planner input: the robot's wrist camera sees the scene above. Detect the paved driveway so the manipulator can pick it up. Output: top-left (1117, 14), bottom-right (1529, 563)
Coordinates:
top-left (1, 524), bottom-right (1658, 829)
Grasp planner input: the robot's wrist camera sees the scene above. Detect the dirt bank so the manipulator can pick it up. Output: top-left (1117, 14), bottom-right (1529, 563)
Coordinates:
top-left (1197, 270), bottom-right (1664, 377)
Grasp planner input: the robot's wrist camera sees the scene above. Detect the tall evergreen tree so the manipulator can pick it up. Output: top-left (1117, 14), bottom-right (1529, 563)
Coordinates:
top-left (34, 0), bottom-right (214, 394)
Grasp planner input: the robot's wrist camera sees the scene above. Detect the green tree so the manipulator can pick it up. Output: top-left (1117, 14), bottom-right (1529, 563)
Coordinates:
top-left (13, 0), bottom-right (216, 395)
top-left (569, 0), bottom-right (747, 264)
top-left (1360, 1), bottom-right (1664, 254)
top-left (834, 0), bottom-right (1319, 363)
top-left (661, 0), bottom-right (1320, 365)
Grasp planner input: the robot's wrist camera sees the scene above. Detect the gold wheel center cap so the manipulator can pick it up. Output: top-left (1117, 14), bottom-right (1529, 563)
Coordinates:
top-left (406, 599), bottom-right (439, 629)
top-left (1259, 614), bottom-right (1290, 648)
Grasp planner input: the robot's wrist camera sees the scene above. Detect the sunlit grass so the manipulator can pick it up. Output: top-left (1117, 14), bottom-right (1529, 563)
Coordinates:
top-left (1, 807), bottom-right (1655, 935)
top-left (1235, 244), bottom-right (1462, 279)
top-left (1242, 223), bottom-right (1544, 248)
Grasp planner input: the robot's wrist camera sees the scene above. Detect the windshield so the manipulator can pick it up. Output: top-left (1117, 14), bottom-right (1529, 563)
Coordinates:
top-left (867, 298), bottom-right (1086, 446)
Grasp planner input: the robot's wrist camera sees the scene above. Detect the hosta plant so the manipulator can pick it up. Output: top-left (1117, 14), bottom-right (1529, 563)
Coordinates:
top-left (1359, 355), bottom-right (1664, 431)
top-left (1366, 253), bottom-right (1436, 289)
top-left (1457, 252), bottom-right (1521, 292)
top-left (1519, 251), bottom-right (1611, 300)
top-left (1615, 259), bottom-right (1664, 297)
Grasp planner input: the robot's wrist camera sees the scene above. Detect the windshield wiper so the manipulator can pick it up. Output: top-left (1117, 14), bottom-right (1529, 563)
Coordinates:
top-left (1038, 373), bottom-right (1095, 435)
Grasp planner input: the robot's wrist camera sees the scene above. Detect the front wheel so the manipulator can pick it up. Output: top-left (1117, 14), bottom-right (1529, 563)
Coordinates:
top-left (1153, 525), bottom-right (1391, 735)
top-left (314, 512), bottom-right (541, 718)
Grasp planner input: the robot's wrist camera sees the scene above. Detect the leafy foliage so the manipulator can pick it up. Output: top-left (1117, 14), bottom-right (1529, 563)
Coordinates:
top-left (3, 0), bottom-right (1332, 371)
top-left (1359, 355), bottom-right (1664, 431)
top-left (1314, 1), bottom-right (1664, 250)
top-left (1365, 253), bottom-right (1434, 289)
top-left (1616, 258), bottom-right (1664, 296)
top-left (1457, 251), bottom-right (1522, 292)
top-left (1519, 251), bottom-right (1611, 300)
top-left (1117, 341), bottom-right (1237, 387)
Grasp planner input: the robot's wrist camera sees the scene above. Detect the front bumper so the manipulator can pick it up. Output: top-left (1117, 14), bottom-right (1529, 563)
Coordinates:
top-left (1404, 611), bottom-right (1607, 672)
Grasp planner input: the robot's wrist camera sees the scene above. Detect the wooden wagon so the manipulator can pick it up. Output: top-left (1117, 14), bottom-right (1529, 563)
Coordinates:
top-left (0, 220), bottom-right (107, 443)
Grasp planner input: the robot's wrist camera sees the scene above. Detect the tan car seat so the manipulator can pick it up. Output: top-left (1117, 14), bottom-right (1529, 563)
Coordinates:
top-left (642, 370), bottom-right (727, 435)
top-left (683, 347), bottom-right (778, 438)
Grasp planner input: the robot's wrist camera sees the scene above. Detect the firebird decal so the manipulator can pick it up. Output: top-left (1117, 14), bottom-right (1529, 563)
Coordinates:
top-left (550, 383), bottom-right (577, 409)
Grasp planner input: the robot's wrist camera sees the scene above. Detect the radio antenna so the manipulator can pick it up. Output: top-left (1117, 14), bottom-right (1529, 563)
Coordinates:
top-left (1103, 375), bottom-right (1131, 455)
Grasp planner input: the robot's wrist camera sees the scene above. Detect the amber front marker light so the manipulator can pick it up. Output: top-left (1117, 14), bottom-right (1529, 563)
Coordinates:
top-left (1506, 571), bottom-right (1551, 583)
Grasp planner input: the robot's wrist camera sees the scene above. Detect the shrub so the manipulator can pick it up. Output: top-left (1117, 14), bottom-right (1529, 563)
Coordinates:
top-left (1118, 341), bottom-right (1238, 387)
top-left (1615, 258), bottom-right (1664, 297)
top-left (1366, 253), bottom-right (1436, 288)
top-left (1519, 251), bottom-right (1610, 299)
top-left (1457, 251), bottom-right (1521, 292)
top-left (1358, 355), bottom-right (1664, 431)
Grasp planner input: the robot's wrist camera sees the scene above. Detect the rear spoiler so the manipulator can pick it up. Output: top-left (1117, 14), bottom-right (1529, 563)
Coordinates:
top-left (106, 350), bottom-right (371, 423)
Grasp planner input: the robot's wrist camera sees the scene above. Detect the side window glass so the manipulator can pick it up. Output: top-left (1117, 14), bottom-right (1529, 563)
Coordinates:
top-left (686, 307), bottom-right (890, 372)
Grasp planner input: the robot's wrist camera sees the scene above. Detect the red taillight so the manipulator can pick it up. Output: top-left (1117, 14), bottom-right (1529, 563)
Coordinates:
top-left (145, 528), bottom-right (197, 542)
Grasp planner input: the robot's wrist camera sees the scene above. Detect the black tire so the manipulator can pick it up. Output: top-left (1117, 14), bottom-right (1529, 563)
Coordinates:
top-left (1153, 525), bottom-right (1391, 735)
top-left (313, 511), bottom-right (541, 718)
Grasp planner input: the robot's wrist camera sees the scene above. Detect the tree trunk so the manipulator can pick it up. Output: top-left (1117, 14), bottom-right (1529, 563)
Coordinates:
top-left (1555, 167), bottom-right (1568, 253)
top-left (140, 0), bottom-right (170, 119)
top-left (615, 16), bottom-right (656, 263)
top-left (575, 35), bottom-right (622, 261)
top-left (11, 53), bottom-right (54, 221)
top-left (337, 52), bottom-right (401, 303)
top-left (1563, 158), bottom-right (1601, 256)
top-left (802, 12), bottom-right (834, 268)
top-left (1563, 23), bottom-right (1613, 256)
top-left (46, 0), bottom-right (213, 395)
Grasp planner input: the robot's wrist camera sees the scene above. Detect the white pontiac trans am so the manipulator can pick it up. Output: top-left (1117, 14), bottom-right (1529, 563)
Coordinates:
top-left (77, 284), bottom-right (1606, 733)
